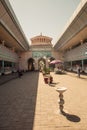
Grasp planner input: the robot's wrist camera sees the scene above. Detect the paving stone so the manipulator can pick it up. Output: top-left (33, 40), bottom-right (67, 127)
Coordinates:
top-left (0, 71), bottom-right (87, 130)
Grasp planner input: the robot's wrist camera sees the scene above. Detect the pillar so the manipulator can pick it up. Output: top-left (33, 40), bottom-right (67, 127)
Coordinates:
top-left (82, 60), bottom-right (84, 73)
top-left (71, 61), bottom-right (72, 71)
top-left (2, 60), bottom-right (4, 74)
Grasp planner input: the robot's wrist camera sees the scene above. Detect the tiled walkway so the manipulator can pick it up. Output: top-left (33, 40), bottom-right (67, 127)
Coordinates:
top-left (0, 71), bottom-right (87, 130)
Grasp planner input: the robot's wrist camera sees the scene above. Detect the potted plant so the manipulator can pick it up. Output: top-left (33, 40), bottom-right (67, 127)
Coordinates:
top-left (43, 66), bottom-right (50, 75)
top-left (43, 75), bottom-right (53, 84)
top-left (42, 66), bottom-right (53, 84)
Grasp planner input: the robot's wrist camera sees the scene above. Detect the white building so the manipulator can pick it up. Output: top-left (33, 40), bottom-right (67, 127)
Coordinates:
top-left (54, 0), bottom-right (87, 73)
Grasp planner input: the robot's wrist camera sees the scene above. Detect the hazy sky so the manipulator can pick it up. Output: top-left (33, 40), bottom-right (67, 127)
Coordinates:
top-left (9, 0), bottom-right (81, 45)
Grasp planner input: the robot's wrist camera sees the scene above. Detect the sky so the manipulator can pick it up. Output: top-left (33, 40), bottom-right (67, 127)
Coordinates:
top-left (9, 0), bottom-right (81, 45)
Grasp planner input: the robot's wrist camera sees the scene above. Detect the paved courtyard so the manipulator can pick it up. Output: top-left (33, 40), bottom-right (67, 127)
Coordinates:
top-left (0, 71), bottom-right (87, 130)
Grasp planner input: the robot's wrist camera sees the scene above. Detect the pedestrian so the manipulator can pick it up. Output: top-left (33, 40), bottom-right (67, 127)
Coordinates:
top-left (18, 69), bottom-right (22, 78)
top-left (77, 65), bottom-right (81, 78)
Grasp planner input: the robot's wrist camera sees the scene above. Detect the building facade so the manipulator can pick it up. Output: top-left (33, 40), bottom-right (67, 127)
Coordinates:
top-left (19, 34), bottom-right (54, 71)
top-left (0, 0), bottom-right (29, 75)
top-left (54, 0), bottom-right (87, 73)
top-left (0, 0), bottom-right (87, 75)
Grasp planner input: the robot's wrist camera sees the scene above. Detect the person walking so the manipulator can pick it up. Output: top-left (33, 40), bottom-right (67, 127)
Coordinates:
top-left (18, 69), bottom-right (23, 78)
top-left (77, 65), bottom-right (81, 78)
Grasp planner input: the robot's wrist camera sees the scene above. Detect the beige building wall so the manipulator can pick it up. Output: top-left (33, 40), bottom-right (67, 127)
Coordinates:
top-left (52, 48), bottom-right (63, 60)
top-left (19, 51), bottom-right (32, 71)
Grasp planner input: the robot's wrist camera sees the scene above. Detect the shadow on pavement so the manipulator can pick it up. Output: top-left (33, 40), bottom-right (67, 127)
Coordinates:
top-left (49, 82), bottom-right (60, 87)
top-left (79, 77), bottom-right (87, 80)
top-left (0, 71), bottom-right (39, 130)
top-left (62, 111), bottom-right (81, 122)
top-left (0, 72), bottom-right (18, 85)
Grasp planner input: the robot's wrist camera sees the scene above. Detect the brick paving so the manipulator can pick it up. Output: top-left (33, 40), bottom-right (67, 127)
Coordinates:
top-left (0, 73), bottom-right (18, 85)
top-left (0, 71), bottom-right (87, 130)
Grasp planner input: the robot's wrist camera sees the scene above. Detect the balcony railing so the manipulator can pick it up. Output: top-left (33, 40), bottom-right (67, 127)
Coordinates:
top-left (64, 43), bottom-right (87, 61)
top-left (0, 44), bottom-right (18, 62)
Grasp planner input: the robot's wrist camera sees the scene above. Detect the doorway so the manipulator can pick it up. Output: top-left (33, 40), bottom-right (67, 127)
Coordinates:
top-left (28, 58), bottom-right (35, 71)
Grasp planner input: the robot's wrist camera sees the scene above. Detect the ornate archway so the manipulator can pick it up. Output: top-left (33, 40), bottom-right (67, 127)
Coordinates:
top-left (28, 58), bottom-right (35, 71)
top-left (38, 58), bottom-right (46, 71)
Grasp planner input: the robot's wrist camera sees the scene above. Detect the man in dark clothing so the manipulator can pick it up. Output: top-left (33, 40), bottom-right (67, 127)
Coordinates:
top-left (77, 65), bottom-right (81, 78)
top-left (18, 69), bottom-right (23, 78)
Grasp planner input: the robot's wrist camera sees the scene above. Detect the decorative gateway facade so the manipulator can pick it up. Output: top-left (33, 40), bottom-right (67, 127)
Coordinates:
top-left (30, 34), bottom-right (53, 71)
top-left (20, 34), bottom-right (54, 71)
top-left (0, 0), bottom-right (29, 75)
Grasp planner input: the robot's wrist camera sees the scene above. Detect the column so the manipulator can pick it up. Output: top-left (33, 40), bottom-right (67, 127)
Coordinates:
top-left (82, 60), bottom-right (84, 73)
top-left (2, 60), bottom-right (4, 74)
top-left (71, 61), bottom-right (72, 71)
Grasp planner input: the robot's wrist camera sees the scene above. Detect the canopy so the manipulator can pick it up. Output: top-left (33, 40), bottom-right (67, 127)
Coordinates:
top-left (50, 59), bottom-right (63, 64)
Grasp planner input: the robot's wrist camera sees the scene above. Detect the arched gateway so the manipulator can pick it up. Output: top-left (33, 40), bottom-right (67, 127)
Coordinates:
top-left (17, 34), bottom-right (54, 71)
top-left (28, 58), bottom-right (35, 71)
top-left (30, 34), bottom-right (53, 71)
top-left (38, 58), bottom-right (46, 71)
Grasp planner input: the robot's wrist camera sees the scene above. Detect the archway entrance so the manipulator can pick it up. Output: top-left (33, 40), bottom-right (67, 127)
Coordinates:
top-left (28, 58), bottom-right (35, 71)
top-left (38, 58), bottom-right (46, 71)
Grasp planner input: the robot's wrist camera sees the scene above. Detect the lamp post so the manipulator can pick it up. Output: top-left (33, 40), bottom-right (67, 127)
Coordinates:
top-left (56, 87), bottom-right (67, 114)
